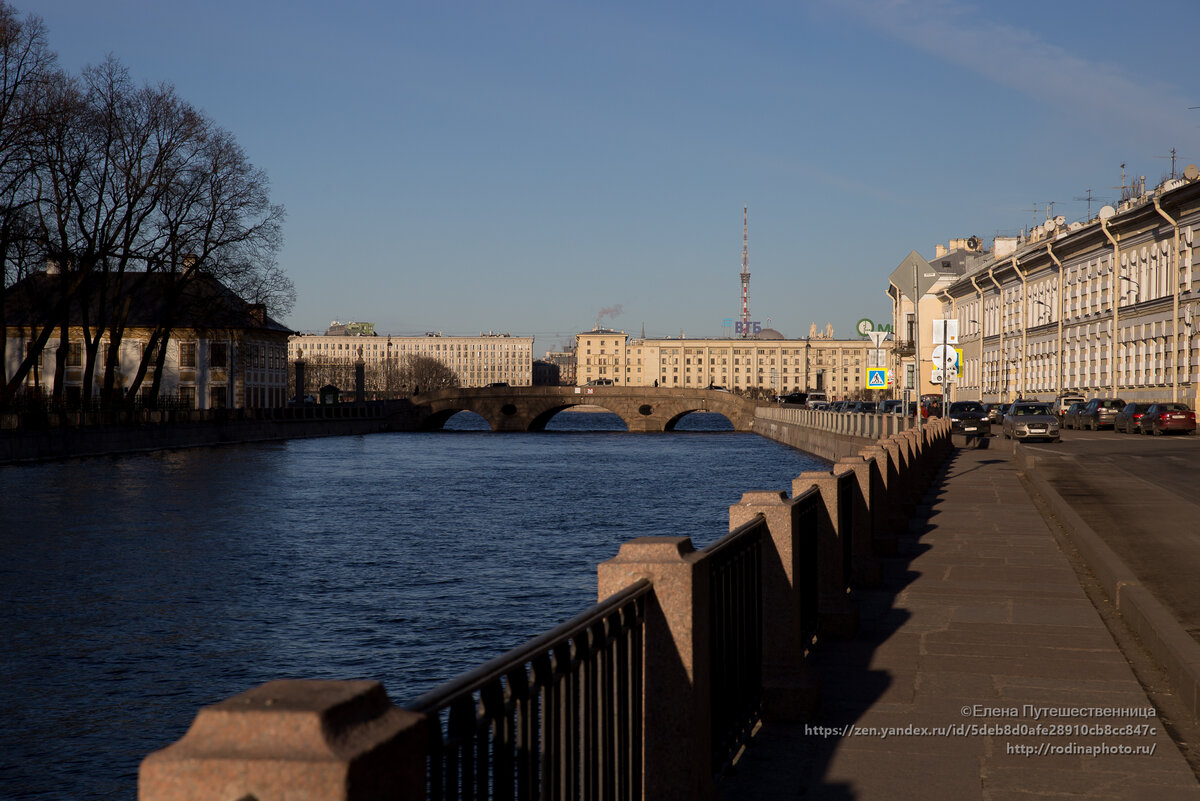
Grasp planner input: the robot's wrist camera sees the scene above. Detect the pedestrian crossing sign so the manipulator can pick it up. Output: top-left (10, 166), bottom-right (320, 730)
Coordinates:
top-left (866, 368), bottom-right (889, 389)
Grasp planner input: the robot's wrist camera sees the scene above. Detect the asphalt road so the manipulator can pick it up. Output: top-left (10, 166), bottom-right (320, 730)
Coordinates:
top-left (991, 422), bottom-right (1200, 639)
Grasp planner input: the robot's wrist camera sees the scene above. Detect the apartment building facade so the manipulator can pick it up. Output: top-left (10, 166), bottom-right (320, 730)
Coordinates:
top-left (900, 168), bottom-right (1200, 407)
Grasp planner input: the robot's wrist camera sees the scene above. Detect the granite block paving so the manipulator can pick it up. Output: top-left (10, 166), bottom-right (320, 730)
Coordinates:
top-left (717, 447), bottom-right (1200, 800)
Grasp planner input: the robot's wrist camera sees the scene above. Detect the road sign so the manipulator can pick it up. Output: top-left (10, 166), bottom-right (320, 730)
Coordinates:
top-left (931, 318), bottom-right (959, 345)
top-left (866, 368), bottom-right (889, 389)
top-left (930, 345), bottom-right (959, 368)
top-left (889, 250), bottom-right (938, 301)
top-left (931, 368), bottom-right (944, 384)
top-left (867, 330), bottom-right (889, 348)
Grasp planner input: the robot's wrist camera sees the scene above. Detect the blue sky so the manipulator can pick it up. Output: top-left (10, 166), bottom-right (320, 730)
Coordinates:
top-left (31, 0), bottom-right (1199, 349)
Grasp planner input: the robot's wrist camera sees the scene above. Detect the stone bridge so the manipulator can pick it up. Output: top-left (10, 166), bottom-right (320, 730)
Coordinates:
top-left (404, 386), bottom-right (761, 432)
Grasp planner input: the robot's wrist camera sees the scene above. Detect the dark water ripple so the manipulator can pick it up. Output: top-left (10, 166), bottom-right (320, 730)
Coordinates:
top-left (0, 411), bottom-right (827, 800)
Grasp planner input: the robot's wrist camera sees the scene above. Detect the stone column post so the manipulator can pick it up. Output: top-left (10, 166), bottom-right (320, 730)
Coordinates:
top-left (598, 537), bottom-right (714, 801)
top-left (860, 446), bottom-right (900, 555)
top-left (294, 358), bottom-right (306, 405)
top-left (793, 473), bottom-right (858, 639)
top-left (354, 348), bottom-right (366, 404)
top-left (139, 680), bottom-right (426, 801)
top-left (728, 491), bottom-right (820, 721)
top-left (833, 458), bottom-right (880, 587)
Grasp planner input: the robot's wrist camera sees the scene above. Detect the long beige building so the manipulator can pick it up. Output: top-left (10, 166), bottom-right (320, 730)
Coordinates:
top-left (575, 328), bottom-right (875, 398)
top-left (287, 328), bottom-right (534, 388)
top-left (893, 167), bottom-right (1200, 407)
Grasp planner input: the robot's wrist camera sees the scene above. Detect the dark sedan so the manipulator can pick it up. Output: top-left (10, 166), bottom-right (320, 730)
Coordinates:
top-left (1137, 403), bottom-right (1196, 435)
top-left (1076, 397), bottom-right (1126, 430)
top-left (1062, 401), bottom-right (1086, 430)
top-left (1113, 401), bottom-right (1154, 434)
top-left (948, 401), bottom-right (989, 437)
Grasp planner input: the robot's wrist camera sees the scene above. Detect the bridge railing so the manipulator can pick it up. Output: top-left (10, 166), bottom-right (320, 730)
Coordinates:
top-left (138, 419), bottom-right (953, 801)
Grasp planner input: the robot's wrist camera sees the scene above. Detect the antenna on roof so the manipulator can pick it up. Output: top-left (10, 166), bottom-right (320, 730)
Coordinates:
top-left (739, 205), bottom-right (750, 339)
top-left (1156, 147), bottom-right (1179, 179)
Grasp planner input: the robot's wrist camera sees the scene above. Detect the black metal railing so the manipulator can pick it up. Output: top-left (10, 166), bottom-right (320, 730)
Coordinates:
top-left (704, 515), bottom-right (764, 773)
top-left (410, 580), bottom-right (650, 801)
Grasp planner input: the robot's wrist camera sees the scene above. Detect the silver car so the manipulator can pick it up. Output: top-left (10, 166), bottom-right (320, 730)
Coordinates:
top-left (1002, 402), bottom-right (1061, 442)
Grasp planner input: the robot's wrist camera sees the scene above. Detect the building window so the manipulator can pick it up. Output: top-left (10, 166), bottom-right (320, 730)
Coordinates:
top-left (180, 342), bottom-right (197, 368)
top-left (67, 341), bottom-right (82, 367)
top-left (210, 386), bottom-right (227, 409)
top-left (179, 386), bottom-right (195, 408)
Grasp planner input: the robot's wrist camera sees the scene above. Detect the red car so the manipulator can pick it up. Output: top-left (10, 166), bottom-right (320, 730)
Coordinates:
top-left (1137, 403), bottom-right (1196, 435)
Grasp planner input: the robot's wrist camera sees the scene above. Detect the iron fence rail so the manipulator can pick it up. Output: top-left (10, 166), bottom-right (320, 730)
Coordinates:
top-left (704, 515), bottom-right (765, 773)
top-left (410, 579), bottom-right (651, 801)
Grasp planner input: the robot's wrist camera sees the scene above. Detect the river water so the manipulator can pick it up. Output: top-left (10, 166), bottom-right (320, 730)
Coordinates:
top-left (0, 411), bottom-right (827, 800)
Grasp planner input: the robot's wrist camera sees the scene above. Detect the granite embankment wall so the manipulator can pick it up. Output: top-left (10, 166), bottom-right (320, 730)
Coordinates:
top-left (0, 405), bottom-right (408, 464)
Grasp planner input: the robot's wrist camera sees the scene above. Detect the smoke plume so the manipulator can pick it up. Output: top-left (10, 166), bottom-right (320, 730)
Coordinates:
top-left (595, 304), bottom-right (623, 329)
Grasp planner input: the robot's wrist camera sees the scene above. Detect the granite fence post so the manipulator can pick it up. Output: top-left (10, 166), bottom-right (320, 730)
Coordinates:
top-left (597, 537), bottom-right (714, 801)
top-left (792, 472), bottom-right (858, 639)
top-left (139, 679), bottom-right (426, 801)
top-left (728, 491), bottom-right (820, 721)
top-left (832, 458), bottom-right (880, 587)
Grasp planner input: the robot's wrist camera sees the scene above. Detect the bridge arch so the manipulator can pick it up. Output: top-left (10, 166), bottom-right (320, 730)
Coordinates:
top-left (664, 409), bottom-right (736, 431)
top-left (405, 387), bottom-right (759, 433)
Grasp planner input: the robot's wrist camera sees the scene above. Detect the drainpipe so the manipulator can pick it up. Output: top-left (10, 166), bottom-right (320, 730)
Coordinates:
top-left (1047, 242), bottom-right (1065, 398)
top-left (988, 268), bottom-right (1004, 403)
top-left (970, 275), bottom-right (985, 400)
top-left (1100, 217), bottom-right (1120, 398)
top-left (940, 289), bottom-right (957, 403)
top-left (1153, 196), bottom-right (1181, 403)
top-left (1012, 256), bottom-right (1027, 399)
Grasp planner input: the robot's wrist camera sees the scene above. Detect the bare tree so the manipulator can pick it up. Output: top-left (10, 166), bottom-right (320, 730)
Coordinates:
top-left (0, 3), bottom-right (57, 390)
top-left (398, 354), bottom-right (458, 394)
top-left (0, 21), bottom-right (288, 410)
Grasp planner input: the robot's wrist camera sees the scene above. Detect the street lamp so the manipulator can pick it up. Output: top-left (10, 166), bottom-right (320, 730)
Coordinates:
top-left (1031, 299), bottom-right (1052, 324)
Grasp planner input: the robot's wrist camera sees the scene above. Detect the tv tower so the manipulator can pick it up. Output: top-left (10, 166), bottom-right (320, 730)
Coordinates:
top-left (740, 205), bottom-right (750, 338)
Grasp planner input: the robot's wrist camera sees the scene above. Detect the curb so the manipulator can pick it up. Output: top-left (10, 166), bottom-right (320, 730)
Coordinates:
top-left (1015, 442), bottom-right (1200, 726)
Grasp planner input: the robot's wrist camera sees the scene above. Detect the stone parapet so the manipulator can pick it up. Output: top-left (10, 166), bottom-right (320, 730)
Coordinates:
top-left (139, 680), bottom-right (425, 801)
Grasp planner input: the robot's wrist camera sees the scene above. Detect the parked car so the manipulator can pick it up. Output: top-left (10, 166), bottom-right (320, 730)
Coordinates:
top-left (1054, 394), bottom-right (1086, 418)
top-left (1061, 401), bottom-right (1086, 429)
top-left (809, 401), bottom-right (830, 411)
top-left (1002, 401), bottom-right (1061, 442)
top-left (982, 403), bottom-right (1004, 424)
top-left (948, 400), bottom-right (989, 437)
top-left (1137, 403), bottom-right (1196, 435)
top-left (805, 392), bottom-right (828, 409)
top-left (1112, 401), bottom-right (1154, 434)
top-left (1076, 397), bottom-right (1125, 430)
top-left (857, 401), bottom-right (879, 413)
top-left (880, 399), bottom-right (904, 414)
top-left (778, 392), bottom-right (807, 405)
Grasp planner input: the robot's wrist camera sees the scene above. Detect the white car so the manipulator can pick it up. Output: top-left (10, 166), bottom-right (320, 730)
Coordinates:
top-left (1002, 402), bottom-right (1061, 442)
